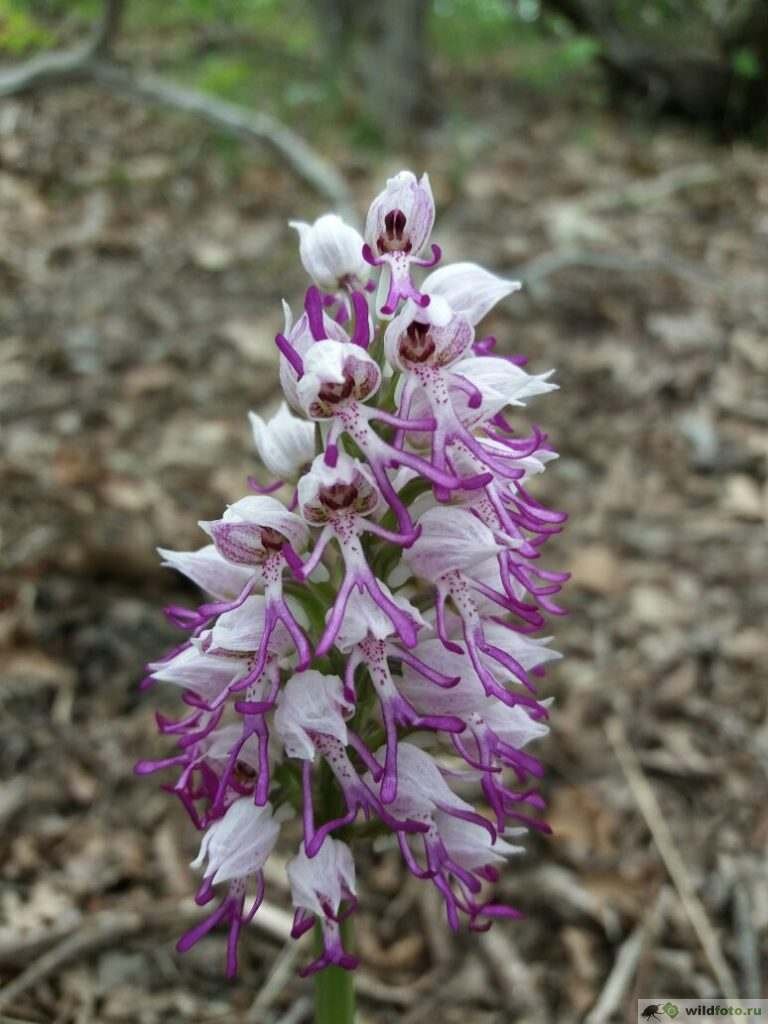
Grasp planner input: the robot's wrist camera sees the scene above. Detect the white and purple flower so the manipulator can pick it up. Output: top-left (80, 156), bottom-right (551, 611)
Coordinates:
top-left (139, 170), bottom-right (566, 978)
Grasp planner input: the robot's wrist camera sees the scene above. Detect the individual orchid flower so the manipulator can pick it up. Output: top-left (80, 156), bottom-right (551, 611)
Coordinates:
top-left (197, 494), bottom-right (311, 678)
top-left (334, 586), bottom-right (465, 804)
top-left (277, 292), bottom-right (352, 413)
top-left (296, 453), bottom-right (425, 655)
top-left (137, 596), bottom-right (295, 824)
top-left (385, 303), bottom-right (557, 498)
top-left (248, 401), bottom-right (315, 491)
top-left (363, 171), bottom-right (442, 316)
top-left (444, 437), bottom-right (570, 615)
top-left (404, 506), bottom-right (549, 701)
top-left (177, 799), bottom-right (279, 977)
top-left (205, 596), bottom-right (295, 810)
top-left (287, 839), bottom-right (358, 975)
top-left (397, 634), bottom-right (557, 827)
top-left (368, 743), bottom-right (522, 929)
top-left (273, 671), bottom-right (426, 855)
top-left (290, 214), bottom-right (369, 314)
top-left (139, 170), bottom-right (565, 1000)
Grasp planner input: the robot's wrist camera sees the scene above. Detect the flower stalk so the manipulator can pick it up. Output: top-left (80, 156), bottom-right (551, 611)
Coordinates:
top-left (314, 919), bottom-right (355, 1024)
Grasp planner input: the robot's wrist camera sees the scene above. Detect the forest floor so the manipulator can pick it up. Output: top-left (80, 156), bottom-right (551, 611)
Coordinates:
top-left (1, 56), bottom-right (767, 1024)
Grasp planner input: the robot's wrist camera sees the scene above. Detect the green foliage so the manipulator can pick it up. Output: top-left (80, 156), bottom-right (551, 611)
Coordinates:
top-left (0, 0), bottom-right (53, 53)
top-left (513, 33), bottom-right (601, 89)
top-left (732, 47), bottom-right (761, 81)
top-left (7, 0), bottom-right (765, 139)
top-left (195, 53), bottom-right (253, 101)
top-left (431, 0), bottom-right (520, 61)
top-left (430, 0), bottom-right (601, 87)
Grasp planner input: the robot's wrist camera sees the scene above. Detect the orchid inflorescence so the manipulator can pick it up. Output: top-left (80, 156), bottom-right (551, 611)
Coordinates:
top-left (138, 171), bottom-right (566, 979)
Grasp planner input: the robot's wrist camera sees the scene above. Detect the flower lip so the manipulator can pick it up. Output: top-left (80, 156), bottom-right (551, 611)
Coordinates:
top-left (381, 208), bottom-right (410, 253)
top-left (402, 321), bottom-right (435, 363)
top-left (318, 481), bottom-right (359, 512)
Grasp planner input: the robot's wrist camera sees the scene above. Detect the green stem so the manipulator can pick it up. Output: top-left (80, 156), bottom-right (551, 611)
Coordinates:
top-left (313, 918), bottom-right (355, 1024)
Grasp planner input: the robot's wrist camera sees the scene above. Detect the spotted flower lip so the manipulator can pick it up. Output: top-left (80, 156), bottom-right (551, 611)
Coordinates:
top-left (139, 167), bottom-right (565, 979)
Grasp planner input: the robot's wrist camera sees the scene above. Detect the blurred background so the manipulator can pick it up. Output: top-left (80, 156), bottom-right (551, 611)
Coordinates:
top-left (1, 1), bottom-right (767, 1022)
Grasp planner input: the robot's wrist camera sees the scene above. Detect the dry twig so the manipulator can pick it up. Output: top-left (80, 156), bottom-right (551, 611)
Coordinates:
top-left (0, 909), bottom-right (152, 1012)
top-left (478, 927), bottom-right (547, 1023)
top-left (606, 715), bottom-right (739, 998)
top-left (246, 936), bottom-right (309, 1021)
top-left (0, 899), bottom-right (293, 1012)
top-left (733, 878), bottom-right (762, 999)
top-left (584, 888), bottom-right (668, 1024)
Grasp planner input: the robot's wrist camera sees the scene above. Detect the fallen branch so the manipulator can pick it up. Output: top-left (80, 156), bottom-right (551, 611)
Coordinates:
top-left (0, 4), bottom-right (351, 212)
top-left (91, 62), bottom-right (352, 214)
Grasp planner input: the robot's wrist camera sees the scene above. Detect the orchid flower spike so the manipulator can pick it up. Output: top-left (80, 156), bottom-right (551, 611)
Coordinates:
top-left (139, 169), bottom-right (566, 979)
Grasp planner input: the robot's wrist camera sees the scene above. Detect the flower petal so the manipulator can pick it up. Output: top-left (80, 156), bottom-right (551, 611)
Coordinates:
top-left (290, 214), bottom-right (368, 291)
top-left (422, 262), bottom-right (520, 326)
top-left (405, 507), bottom-right (502, 580)
top-left (249, 401), bottom-right (315, 480)
top-left (287, 837), bottom-right (356, 918)
top-left (192, 799), bottom-right (280, 884)
top-left (157, 544), bottom-right (252, 600)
